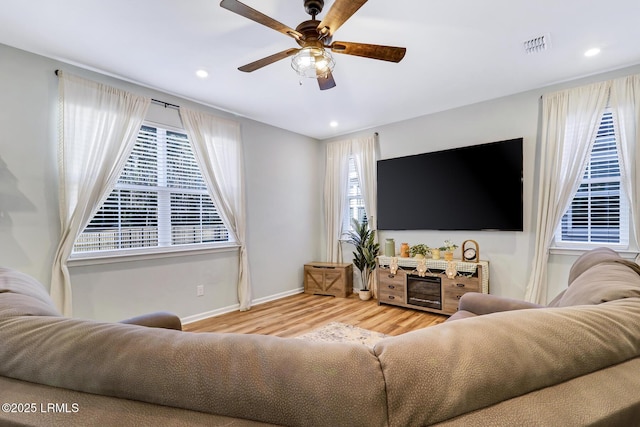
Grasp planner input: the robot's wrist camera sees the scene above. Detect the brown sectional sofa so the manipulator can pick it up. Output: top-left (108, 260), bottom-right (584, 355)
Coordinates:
top-left (2, 247), bottom-right (640, 426)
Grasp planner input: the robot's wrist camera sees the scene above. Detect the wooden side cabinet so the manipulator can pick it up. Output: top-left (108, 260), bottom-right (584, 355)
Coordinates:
top-left (304, 263), bottom-right (353, 298)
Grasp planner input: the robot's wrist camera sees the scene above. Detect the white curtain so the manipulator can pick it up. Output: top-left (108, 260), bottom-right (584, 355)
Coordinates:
top-left (52, 72), bottom-right (150, 315)
top-left (324, 140), bottom-right (351, 263)
top-left (610, 74), bottom-right (640, 251)
top-left (352, 135), bottom-right (378, 230)
top-left (179, 107), bottom-right (252, 311)
top-left (351, 135), bottom-right (379, 296)
top-left (525, 82), bottom-right (609, 303)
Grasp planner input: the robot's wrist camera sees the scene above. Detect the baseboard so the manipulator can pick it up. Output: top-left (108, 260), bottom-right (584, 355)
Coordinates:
top-left (181, 287), bottom-right (304, 325)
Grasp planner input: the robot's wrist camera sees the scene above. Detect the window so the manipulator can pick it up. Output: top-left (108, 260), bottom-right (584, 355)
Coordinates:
top-left (343, 156), bottom-right (367, 231)
top-left (73, 124), bottom-right (231, 254)
top-left (555, 110), bottom-right (629, 247)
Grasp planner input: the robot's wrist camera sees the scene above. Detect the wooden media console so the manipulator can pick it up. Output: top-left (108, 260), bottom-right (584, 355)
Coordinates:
top-left (376, 256), bottom-right (489, 315)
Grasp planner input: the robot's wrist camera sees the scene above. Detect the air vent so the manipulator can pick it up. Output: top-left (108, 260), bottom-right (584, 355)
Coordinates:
top-left (523, 34), bottom-right (550, 54)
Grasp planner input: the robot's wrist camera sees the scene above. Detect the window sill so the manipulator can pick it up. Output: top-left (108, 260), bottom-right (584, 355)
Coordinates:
top-left (67, 243), bottom-right (240, 267)
top-left (549, 246), bottom-right (639, 261)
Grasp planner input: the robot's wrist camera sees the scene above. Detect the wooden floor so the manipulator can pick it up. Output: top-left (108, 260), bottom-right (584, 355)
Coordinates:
top-left (184, 292), bottom-right (447, 337)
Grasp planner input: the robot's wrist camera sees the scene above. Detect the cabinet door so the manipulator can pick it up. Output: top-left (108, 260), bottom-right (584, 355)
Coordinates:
top-left (442, 276), bottom-right (480, 314)
top-left (323, 270), bottom-right (344, 294)
top-left (305, 268), bottom-right (326, 293)
top-left (378, 269), bottom-right (406, 305)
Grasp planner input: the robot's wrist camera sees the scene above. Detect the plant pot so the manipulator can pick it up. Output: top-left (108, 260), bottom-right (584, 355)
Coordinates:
top-left (359, 290), bottom-right (372, 301)
top-left (444, 251), bottom-right (454, 261)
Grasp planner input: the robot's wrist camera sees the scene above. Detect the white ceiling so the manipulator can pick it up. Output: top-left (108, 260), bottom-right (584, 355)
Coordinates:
top-left (2, 0), bottom-right (640, 139)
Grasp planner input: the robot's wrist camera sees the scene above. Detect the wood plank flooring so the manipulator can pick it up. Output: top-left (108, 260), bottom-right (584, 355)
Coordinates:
top-left (184, 292), bottom-right (447, 337)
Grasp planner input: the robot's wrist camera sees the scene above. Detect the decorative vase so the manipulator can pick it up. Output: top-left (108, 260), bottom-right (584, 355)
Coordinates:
top-left (400, 242), bottom-right (410, 258)
top-left (431, 248), bottom-right (440, 260)
top-left (444, 251), bottom-right (454, 261)
top-left (359, 289), bottom-right (372, 301)
top-left (385, 238), bottom-right (395, 256)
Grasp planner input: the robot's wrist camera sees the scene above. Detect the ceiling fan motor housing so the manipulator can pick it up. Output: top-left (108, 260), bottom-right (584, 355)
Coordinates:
top-left (295, 20), bottom-right (331, 46)
top-left (304, 0), bottom-right (324, 17)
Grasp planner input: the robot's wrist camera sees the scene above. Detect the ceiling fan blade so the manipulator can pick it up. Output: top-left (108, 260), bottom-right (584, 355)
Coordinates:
top-left (220, 0), bottom-right (303, 40)
top-left (317, 69), bottom-right (336, 90)
top-left (238, 48), bottom-right (300, 72)
top-left (330, 41), bottom-right (406, 62)
top-left (317, 0), bottom-right (367, 38)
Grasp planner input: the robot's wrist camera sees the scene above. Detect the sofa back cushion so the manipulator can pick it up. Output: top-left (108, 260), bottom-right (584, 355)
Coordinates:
top-left (0, 313), bottom-right (388, 427)
top-left (0, 268), bottom-right (60, 317)
top-left (555, 262), bottom-right (640, 307)
top-left (547, 248), bottom-right (640, 307)
top-left (566, 247), bottom-right (620, 285)
top-left (552, 262), bottom-right (640, 307)
top-left (375, 297), bottom-right (640, 426)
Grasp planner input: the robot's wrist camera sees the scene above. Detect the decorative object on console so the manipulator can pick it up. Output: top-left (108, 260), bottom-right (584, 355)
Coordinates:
top-left (440, 240), bottom-right (458, 262)
top-left (416, 258), bottom-right (427, 277)
top-left (462, 239), bottom-right (480, 263)
top-left (400, 242), bottom-right (410, 258)
top-left (345, 218), bottom-right (379, 299)
top-left (385, 238), bottom-right (395, 256)
top-left (445, 261), bottom-right (457, 279)
top-left (410, 243), bottom-right (430, 259)
top-left (389, 257), bottom-right (399, 275)
top-left (431, 248), bottom-right (441, 260)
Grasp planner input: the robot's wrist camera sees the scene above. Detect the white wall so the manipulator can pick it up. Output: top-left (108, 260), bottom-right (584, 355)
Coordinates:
top-left (323, 63), bottom-right (640, 302)
top-left (0, 44), bottom-right (59, 281)
top-left (0, 43), bottom-right (321, 322)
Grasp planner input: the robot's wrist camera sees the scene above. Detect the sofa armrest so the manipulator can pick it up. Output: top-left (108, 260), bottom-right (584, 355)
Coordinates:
top-left (119, 311), bottom-right (182, 331)
top-left (458, 292), bottom-right (544, 316)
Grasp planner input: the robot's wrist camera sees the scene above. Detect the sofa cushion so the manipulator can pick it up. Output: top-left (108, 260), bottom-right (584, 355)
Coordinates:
top-left (0, 293), bottom-right (62, 317)
top-left (375, 297), bottom-right (640, 426)
top-left (0, 268), bottom-right (60, 317)
top-left (0, 314), bottom-right (388, 427)
top-left (0, 376), bottom-right (276, 427)
top-left (566, 247), bottom-right (619, 285)
top-left (554, 262), bottom-right (640, 307)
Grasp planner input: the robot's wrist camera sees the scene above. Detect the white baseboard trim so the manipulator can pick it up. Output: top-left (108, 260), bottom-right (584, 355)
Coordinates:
top-left (181, 287), bottom-right (304, 325)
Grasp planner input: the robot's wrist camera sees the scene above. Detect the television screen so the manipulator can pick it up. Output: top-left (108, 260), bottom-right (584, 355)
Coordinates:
top-left (376, 138), bottom-right (523, 231)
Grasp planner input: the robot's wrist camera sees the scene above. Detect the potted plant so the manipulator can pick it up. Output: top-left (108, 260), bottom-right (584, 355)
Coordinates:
top-left (439, 240), bottom-right (458, 261)
top-left (409, 244), bottom-right (430, 259)
top-left (345, 218), bottom-right (380, 300)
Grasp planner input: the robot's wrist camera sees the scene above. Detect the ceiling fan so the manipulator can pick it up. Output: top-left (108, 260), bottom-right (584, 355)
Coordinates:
top-left (219, 0), bottom-right (407, 90)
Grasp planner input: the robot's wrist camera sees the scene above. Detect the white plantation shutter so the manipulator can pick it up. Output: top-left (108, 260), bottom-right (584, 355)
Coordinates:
top-left (556, 110), bottom-right (629, 246)
top-left (73, 124), bottom-right (230, 254)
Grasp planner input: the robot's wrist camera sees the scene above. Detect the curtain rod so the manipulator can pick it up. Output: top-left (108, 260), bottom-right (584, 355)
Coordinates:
top-left (151, 99), bottom-right (180, 110)
top-left (54, 69), bottom-right (180, 110)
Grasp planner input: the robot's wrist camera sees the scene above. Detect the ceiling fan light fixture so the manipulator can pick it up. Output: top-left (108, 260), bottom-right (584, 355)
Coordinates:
top-left (291, 47), bottom-right (335, 79)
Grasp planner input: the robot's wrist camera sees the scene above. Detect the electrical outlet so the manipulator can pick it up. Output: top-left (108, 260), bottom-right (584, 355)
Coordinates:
top-left (196, 285), bottom-right (204, 297)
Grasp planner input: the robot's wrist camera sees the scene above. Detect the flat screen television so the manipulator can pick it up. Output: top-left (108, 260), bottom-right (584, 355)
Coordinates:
top-left (376, 138), bottom-right (523, 231)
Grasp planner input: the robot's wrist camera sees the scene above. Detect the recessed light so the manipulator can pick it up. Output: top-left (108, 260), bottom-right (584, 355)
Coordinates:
top-left (584, 47), bottom-right (601, 57)
top-left (195, 69), bottom-right (209, 78)
top-left (329, 121), bottom-right (339, 128)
